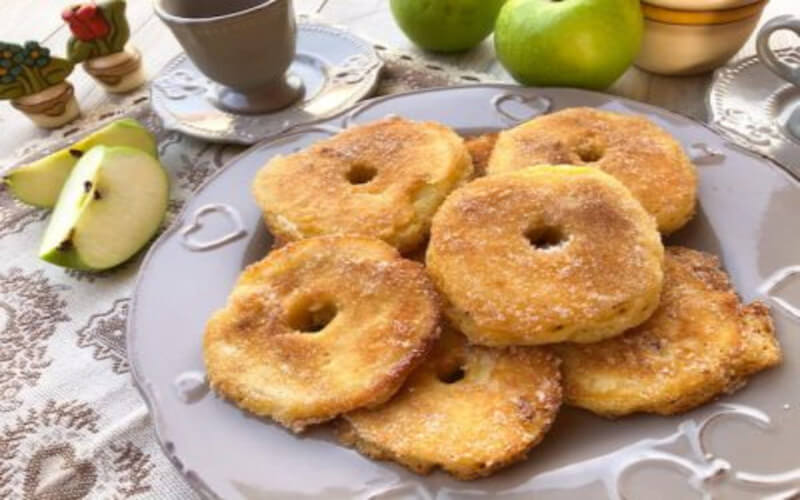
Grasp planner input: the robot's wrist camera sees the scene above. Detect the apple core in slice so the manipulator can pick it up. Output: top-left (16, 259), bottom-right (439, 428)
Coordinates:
top-left (39, 145), bottom-right (169, 271)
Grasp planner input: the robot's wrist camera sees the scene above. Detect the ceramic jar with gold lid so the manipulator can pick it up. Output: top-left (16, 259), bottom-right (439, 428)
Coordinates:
top-left (635, 0), bottom-right (769, 75)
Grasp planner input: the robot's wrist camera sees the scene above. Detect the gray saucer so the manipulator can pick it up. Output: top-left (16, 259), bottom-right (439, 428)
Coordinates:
top-left (210, 73), bottom-right (305, 115)
top-left (150, 23), bottom-right (382, 144)
top-left (707, 46), bottom-right (800, 178)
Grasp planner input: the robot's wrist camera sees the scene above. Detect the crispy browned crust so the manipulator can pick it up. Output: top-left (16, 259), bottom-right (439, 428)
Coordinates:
top-left (555, 247), bottom-right (782, 417)
top-left (464, 132), bottom-right (498, 178)
top-left (733, 301), bottom-right (782, 381)
top-left (488, 107), bottom-right (698, 234)
top-left (426, 165), bottom-right (664, 346)
top-left (337, 328), bottom-right (562, 480)
top-left (252, 117), bottom-right (473, 254)
top-left (203, 236), bottom-right (442, 432)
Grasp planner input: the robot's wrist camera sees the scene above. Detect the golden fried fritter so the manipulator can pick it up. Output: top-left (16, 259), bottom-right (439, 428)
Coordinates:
top-left (338, 327), bottom-right (562, 479)
top-left (734, 301), bottom-right (782, 381)
top-left (426, 165), bottom-right (664, 346)
top-left (252, 117), bottom-right (472, 254)
top-left (464, 132), bottom-right (498, 178)
top-left (488, 107), bottom-right (698, 234)
top-left (204, 236), bottom-right (441, 432)
top-left (555, 247), bottom-right (782, 417)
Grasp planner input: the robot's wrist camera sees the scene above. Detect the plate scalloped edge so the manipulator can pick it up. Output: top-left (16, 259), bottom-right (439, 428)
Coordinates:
top-left (129, 83), bottom-right (800, 500)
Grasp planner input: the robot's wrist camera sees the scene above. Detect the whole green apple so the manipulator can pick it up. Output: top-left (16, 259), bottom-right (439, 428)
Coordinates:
top-left (494, 0), bottom-right (643, 89)
top-left (390, 0), bottom-right (507, 53)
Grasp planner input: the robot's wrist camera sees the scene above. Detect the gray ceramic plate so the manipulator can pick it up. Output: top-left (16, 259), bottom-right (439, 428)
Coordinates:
top-left (129, 85), bottom-right (800, 500)
top-left (149, 22), bottom-right (382, 145)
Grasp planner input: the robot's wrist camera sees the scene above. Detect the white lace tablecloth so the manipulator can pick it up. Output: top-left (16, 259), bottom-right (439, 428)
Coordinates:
top-left (0, 45), bottom-right (496, 499)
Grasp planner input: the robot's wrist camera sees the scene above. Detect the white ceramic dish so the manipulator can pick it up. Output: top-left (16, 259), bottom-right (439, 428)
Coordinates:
top-left (129, 85), bottom-right (800, 500)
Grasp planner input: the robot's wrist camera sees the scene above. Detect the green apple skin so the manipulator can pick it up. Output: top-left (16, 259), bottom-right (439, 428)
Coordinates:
top-left (390, 0), bottom-right (507, 53)
top-left (494, 0), bottom-right (643, 89)
top-left (4, 119), bottom-right (157, 208)
top-left (39, 146), bottom-right (169, 271)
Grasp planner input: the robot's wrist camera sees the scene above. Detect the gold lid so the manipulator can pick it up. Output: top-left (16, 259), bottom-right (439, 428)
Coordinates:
top-left (642, 0), bottom-right (767, 25)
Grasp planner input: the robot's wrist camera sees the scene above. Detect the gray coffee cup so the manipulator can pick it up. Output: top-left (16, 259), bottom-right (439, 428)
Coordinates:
top-left (154, 0), bottom-right (304, 114)
top-left (757, 15), bottom-right (800, 139)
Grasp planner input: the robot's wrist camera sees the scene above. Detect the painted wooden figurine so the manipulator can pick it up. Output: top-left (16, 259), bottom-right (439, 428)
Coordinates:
top-left (62, 0), bottom-right (145, 93)
top-left (0, 41), bottom-right (80, 128)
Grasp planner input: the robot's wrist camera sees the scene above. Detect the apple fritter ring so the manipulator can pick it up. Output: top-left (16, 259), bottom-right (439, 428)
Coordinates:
top-left (487, 107), bottom-right (698, 234)
top-left (252, 117), bottom-right (473, 254)
top-left (203, 236), bottom-right (441, 432)
top-left (555, 247), bottom-right (781, 417)
top-left (426, 165), bottom-right (664, 346)
top-left (338, 327), bottom-right (562, 480)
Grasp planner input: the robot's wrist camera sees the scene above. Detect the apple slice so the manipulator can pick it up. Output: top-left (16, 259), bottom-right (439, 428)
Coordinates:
top-left (39, 146), bottom-right (169, 271)
top-left (3, 119), bottom-right (157, 208)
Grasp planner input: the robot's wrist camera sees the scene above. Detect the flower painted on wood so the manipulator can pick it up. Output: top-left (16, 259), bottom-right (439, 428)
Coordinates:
top-left (0, 43), bottom-right (24, 84)
top-left (22, 41), bottom-right (51, 68)
top-left (0, 64), bottom-right (23, 85)
top-left (0, 41), bottom-right (73, 98)
top-left (62, 2), bottom-right (110, 42)
top-left (0, 43), bottom-right (24, 64)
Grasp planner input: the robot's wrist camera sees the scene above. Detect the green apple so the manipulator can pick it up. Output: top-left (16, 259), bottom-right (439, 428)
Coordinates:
top-left (3, 119), bottom-right (157, 208)
top-left (390, 0), bottom-right (507, 52)
top-left (39, 146), bottom-right (169, 271)
top-left (494, 0), bottom-right (643, 89)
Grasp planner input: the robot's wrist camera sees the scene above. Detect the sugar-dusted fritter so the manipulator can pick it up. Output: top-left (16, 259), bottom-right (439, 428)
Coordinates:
top-left (734, 301), bottom-right (782, 382)
top-left (204, 236), bottom-right (441, 432)
top-left (338, 327), bottom-right (562, 479)
top-left (555, 247), bottom-right (782, 417)
top-left (464, 132), bottom-right (498, 178)
top-left (488, 107), bottom-right (698, 234)
top-left (426, 165), bottom-right (664, 346)
top-left (252, 117), bottom-right (473, 254)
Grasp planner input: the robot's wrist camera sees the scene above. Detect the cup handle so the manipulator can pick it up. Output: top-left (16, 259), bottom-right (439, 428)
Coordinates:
top-left (756, 15), bottom-right (800, 86)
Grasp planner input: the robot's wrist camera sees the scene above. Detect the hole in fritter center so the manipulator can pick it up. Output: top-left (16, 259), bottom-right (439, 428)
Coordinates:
top-left (574, 134), bottom-right (605, 163)
top-left (576, 143), bottom-right (604, 163)
top-left (525, 226), bottom-right (567, 250)
top-left (438, 366), bottom-right (465, 384)
top-left (288, 299), bottom-right (338, 333)
top-left (346, 164), bottom-right (377, 185)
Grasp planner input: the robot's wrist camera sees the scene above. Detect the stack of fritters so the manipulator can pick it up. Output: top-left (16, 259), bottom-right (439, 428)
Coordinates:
top-left (204, 110), bottom-right (781, 480)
